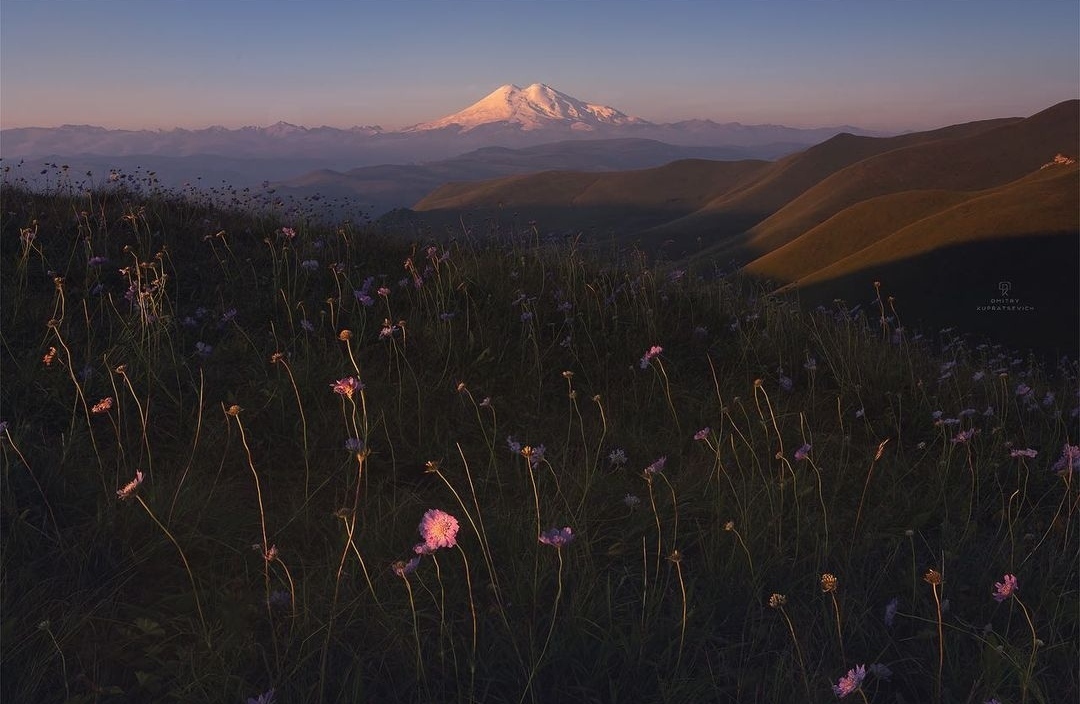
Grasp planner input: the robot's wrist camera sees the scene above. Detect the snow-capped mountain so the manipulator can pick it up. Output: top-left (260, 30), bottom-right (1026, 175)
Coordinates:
top-left (408, 83), bottom-right (649, 132)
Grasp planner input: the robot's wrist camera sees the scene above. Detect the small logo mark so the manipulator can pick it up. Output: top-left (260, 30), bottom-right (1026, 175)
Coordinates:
top-left (998, 281), bottom-right (1012, 297)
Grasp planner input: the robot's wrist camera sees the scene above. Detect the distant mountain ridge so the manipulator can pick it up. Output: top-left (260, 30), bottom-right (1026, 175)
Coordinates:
top-left (1, 83), bottom-right (884, 164)
top-left (403, 99), bottom-right (1078, 354)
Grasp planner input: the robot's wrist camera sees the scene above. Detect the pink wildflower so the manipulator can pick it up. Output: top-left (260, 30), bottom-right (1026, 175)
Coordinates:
top-left (417, 509), bottom-right (459, 552)
top-left (117, 470), bottom-right (144, 501)
top-left (832, 664), bottom-right (866, 698)
top-left (992, 574), bottom-right (1018, 602)
top-left (539, 526), bottom-right (574, 548)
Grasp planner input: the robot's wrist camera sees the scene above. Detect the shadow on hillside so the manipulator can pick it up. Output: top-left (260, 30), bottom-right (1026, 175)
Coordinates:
top-left (772, 231), bottom-right (1080, 360)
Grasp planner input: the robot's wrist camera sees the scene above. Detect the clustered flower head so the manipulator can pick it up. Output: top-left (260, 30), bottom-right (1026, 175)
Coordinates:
top-left (414, 509), bottom-right (459, 554)
top-left (768, 593), bottom-right (787, 608)
top-left (643, 456), bottom-right (667, 476)
top-left (117, 470), bottom-right (144, 501)
top-left (992, 573), bottom-right (1018, 602)
top-left (1051, 443), bottom-right (1079, 475)
top-left (832, 664), bottom-right (866, 699)
top-left (331, 376), bottom-right (362, 399)
top-left (794, 443), bottom-right (811, 461)
top-left (92, 397), bottom-right (114, 414)
top-left (539, 526), bottom-right (574, 548)
top-left (820, 573), bottom-right (838, 593)
top-left (693, 427), bottom-right (710, 441)
top-left (392, 556), bottom-right (421, 578)
top-left (639, 345), bottom-right (663, 369)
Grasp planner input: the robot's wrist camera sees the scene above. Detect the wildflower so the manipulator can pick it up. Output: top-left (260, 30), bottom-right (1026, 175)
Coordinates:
top-left (0, 420), bottom-right (9, 434)
top-left (884, 597), bottom-right (898, 627)
top-left (1051, 443), bottom-right (1079, 475)
top-left (117, 470), bottom-right (145, 501)
top-left (520, 311), bottom-right (534, 322)
top-left (246, 689), bottom-right (276, 704)
top-left (377, 286), bottom-right (390, 297)
top-left (522, 444), bottom-right (545, 468)
top-left (768, 593), bottom-right (787, 608)
top-left (344, 438), bottom-right (364, 452)
top-left (643, 456), bottom-right (667, 476)
top-left (958, 408), bottom-right (977, 417)
top-left (42, 347), bottom-right (57, 366)
top-left (992, 574), bottom-right (1018, 602)
top-left (220, 308), bottom-right (238, 324)
top-left (331, 376), bottom-right (362, 399)
top-left (88, 255), bottom-right (109, 266)
top-left (820, 573), bottom-right (838, 593)
top-left (539, 526), bottom-right (574, 548)
top-left (92, 397), bottom-right (114, 414)
top-left (855, 408), bottom-right (865, 419)
top-left (724, 520), bottom-right (735, 532)
top-left (639, 345), bottom-right (663, 369)
top-left (794, 443), bottom-right (811, 461)
top-left (439, 311), bottom-right (456, 322)
top-left (506, 436), bottom-right (522, 454)
top-left (779, 374), bottom-right (793, 392)
top-left (267, 590), bottom-right (290, 608)
top-left (1042, 391), bottom-right (1055, 407)
top-left (300, 319), bottom-right (314, 332)
top-left (194, 341), bottom-right (213, 358)
top-left (623, 494), bottom-right (641, 508)
top-left (1015, 383), bottom-right (1031, 396)
top-left (984, 699), bottom-right (1001, 704)
top-left (479, 397), bottom-right (491, 408)
top-left (301, 259), bottom-right (319, 271)
top-left (832, 664), bottom-right (866, 698)
top-left (416, 509), bottom-right (459, 552)
top-left (951, 428), bottom-right (978, 444)
top-left (281, 227), bottom-right (296, 240)
top-left (608, 448), bottom-right (627, 466)
top-left (693, 427), bottom-right (710, 441)
top-left (392, 556), bottom-right (421, 577)
top-left (1010, 448), bottom-right (1038, 459)
top-left (867, 662), bottom-right (892, 681)
top-left (923, 568), bottom-right (943, 585)
top-left (972, 370), bottom-right (986, 382)
top-left (803, 357), bottom-right (817, 372)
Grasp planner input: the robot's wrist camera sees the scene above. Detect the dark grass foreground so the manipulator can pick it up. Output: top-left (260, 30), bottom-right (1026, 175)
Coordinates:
top-left (1, 178), bottom-right (1077, 703)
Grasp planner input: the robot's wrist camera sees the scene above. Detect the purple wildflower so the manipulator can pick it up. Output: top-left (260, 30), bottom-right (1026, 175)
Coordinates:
top-left (221, 308), bottom-right (238, 324)
top-left (992, 574), bottom-right (1018, 602)
top-left (392, 556), bottom-right (421, 577)
top-left (506, 436), bottom-right (522, 454)
top-left (794, 443), bottom-right (811, 461)
top-left (345, 438), bottom-right (364, 452)
top-left (884, 597), bottom-right (898, 628)
top-left (694, 427), bottom-right (710, 441)
top-left (194, 341), bottom-right (213, 358)
top-left (1051, 444), bottom-right (1079, 475)
top-left (1015, 383), bottom-right (1032, 397)
top-left (639, 345), bottom-right (663, 369)
top-left (300, 318), bottom-right (314, 332)
top-left (1010, 448), bottom-right (1038, 459)
top-left (300, 259), bottom-right (319, 271)
top-left (247, 689), bottom-right (276, 704)
top-left (832, 664), bottom-right (866, 698)
top-left (539, 526), bottom-right (574, 548)
top-left (779, 374), bottom-right (793, 392)
top-left (281, 227), bottom-right (296, 240)
top-left (88, 255), bottom-right (109, 266)
top-left (608, 448), bottom-right (627, 466)
top-left (643, 456), bottom-right (667, 476)
top-left (623, 493), bottom-right (641, 508)
top-left (951, 428), bottom-right (978, 444)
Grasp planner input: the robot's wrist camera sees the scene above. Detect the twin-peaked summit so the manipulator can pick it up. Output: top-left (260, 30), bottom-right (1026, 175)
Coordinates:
top-left (409, 83), bottom-right (648, 132)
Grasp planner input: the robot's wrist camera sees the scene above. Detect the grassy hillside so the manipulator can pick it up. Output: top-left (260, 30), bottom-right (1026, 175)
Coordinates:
top-left (738, 100), bottom-right (1078, 258)
top-left (2, 179), bottom-right (1077, 703)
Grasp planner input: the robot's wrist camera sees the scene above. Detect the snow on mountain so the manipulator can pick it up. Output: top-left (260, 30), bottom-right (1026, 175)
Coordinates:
top-left (408, 83), bottom-right (649, 132)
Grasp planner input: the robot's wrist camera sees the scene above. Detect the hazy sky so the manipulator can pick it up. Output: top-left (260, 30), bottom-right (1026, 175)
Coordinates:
top-left (2, 0), bottom-right (1077, 132)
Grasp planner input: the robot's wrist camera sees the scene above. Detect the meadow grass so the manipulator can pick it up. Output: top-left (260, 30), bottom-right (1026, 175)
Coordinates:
top-left (1, 169), bottom-right (1077, 703)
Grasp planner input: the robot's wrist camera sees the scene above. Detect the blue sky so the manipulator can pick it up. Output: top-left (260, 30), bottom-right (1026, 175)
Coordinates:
top-left (2, 0), bottom-right (1077, 131)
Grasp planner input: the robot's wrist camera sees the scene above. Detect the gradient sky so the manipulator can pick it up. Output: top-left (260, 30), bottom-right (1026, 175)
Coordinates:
top-left (2, 0), bottom-right (1077, 132)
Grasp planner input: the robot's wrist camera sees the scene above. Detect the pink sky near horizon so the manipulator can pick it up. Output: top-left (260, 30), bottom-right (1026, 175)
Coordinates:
top-left (2, 2), bottom-right (1076, 133)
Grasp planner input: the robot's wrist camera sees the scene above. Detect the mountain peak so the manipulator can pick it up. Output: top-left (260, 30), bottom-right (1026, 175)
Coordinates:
top-left (409, 83), bottom-right (648, 132)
